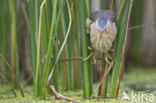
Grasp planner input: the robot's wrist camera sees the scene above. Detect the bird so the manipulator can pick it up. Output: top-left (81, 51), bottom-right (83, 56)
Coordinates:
top-left (86, 10), bottom-right (117, 54)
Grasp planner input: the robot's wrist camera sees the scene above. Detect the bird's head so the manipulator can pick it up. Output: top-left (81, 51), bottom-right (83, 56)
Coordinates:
top-left (97, 16), bottom-right (107, 33)
top-left (88, 10), bottom-right (117, 38)
top-left (86, 10), bottom-right (117, 38)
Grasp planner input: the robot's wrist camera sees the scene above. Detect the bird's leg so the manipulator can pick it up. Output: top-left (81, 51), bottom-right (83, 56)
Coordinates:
top-left (83, 51), bottom-right (94, 61)
top-left (104, 52), bottom-right (114, 65)
top-left (89, 47), bottom-right (96, 64)
top-left (106, 52), bottom-right (113, 61)
top-left (104, 55), bottom-right (111, 65)
top-left (92, 55), bottom-right (96, 64)
top-left (82, 46), bottom-right (94, 62)
top-left (88, 46), bottom-right (92, 50)
top-left (108, 48), bottom-right (116, 62)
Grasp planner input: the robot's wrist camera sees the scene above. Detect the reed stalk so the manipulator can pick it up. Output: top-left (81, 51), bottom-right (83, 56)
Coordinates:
top-left (0, 54), bottom-right (24, 97)
top-left (70, 0), bottom-right (81, 89)
top-left (98, 55), bottom-right (109, 97)
top-left (130, 0), bottom-right (144, 65)
top-left (0, 0), bottom-right (8, 79)
top-left (110, 0), bottom-right (134, 98)
top-left (9, 0), bottom-right (19, 88)
top-left (35, 0), bottom-right (46, 98)
top-left (79, 0), bottom-right (92, 97)
top-left (60, 14), bottom-right (71, 90)
top-left (27, 0), bottom-right (37, 91)
top-left (50, 0), bottom-right (65, 92)
top-left (40, 0), bottom-right (57, 99)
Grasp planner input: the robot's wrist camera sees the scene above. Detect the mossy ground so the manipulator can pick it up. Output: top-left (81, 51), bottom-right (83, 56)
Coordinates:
top-left (0, 67), bottom-right (156, 103)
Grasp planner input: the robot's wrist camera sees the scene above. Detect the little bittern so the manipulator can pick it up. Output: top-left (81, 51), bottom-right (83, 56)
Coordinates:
top-left (86, 10), bottom-right (117, 53)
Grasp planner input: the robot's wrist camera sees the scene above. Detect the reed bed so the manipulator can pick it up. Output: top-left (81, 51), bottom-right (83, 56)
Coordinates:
top-left (0, 0), bottom-right (134, 101)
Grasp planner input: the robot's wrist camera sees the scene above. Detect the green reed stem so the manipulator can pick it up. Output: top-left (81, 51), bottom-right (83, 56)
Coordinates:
top-left (79, 0), bottom-right (92, 97)
top-left (0, 54), bottom-right (24, 97)
top-left (98, 55), bottom-right (108, 97)
top-left (0, 0), bottom-right (8, 78)
top-left (50, 0), bottom-right (64, 92)
top-left (60, 14), bottom-right (71, 90)
top-left (35, 0), bottom-right (46, 98)
top-left (40, 0), bottom-right (57, 99)
top-left (28, 0), bottom-right (37, 92)
top-left (110, 0), bottom-right (133, 97)
top-left (9, 0), bottom-right (18, 88)
top-left (131, 0), bottom-right (144, 65)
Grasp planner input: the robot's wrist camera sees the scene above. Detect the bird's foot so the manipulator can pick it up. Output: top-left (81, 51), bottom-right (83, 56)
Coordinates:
top-left (105, 52), bottom-right (115, 65)
top-left (106, 53), bottom-right (113, 61)
top-left (83, 51), bottom-right (94, 62)
top-left (105, 57), bottom-right (111, 65)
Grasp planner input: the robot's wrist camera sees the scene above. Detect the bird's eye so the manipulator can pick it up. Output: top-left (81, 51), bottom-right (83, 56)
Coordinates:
top-left (98, 17), bottom-right (107, 32)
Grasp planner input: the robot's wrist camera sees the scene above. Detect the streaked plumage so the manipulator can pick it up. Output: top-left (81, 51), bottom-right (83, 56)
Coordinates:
top-left (86, 10), bottom-right (117, 53)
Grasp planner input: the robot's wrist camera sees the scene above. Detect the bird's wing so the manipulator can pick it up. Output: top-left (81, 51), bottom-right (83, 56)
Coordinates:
top-left (89, 10), bottom-right (117, 22)
top-left (86, 18), bottom-right (93, 34)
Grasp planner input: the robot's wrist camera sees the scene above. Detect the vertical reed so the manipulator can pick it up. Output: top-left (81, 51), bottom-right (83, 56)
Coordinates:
top-left (9, 0), bottom-right (19, 88)
top-left (130, 0), bottom-right (144, 65)
top-left (79, 0), bottom-right (92, 97)
top-left (110, 0), bottom-right (134, 98)
top-left (0, 0), bottom-right (8, 78)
